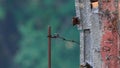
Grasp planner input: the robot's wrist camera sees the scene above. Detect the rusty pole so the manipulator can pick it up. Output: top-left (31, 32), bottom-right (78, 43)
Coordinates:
top-left (48, 26), bottom-right (51, 68)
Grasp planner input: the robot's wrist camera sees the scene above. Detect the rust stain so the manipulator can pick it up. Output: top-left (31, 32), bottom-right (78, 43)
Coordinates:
top-left (100, 0), bottom-right (119, 68)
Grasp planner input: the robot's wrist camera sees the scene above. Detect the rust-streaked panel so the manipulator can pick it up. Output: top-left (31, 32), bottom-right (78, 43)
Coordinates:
top-left (100, 0), bottom-right (119, 68)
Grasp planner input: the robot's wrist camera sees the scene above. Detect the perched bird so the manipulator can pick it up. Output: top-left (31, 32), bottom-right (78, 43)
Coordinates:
top-left (72, 17), bottom-right (80, 26)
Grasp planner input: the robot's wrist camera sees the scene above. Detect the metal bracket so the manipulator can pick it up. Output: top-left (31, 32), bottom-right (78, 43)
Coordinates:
top-left (47, 33), bottom-right (59, 38)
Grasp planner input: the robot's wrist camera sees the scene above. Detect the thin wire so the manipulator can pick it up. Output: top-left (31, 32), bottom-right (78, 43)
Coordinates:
top-left (50, 34), bottom-right (80, 45)
top-left (57, 36), bottom-right (80, 45)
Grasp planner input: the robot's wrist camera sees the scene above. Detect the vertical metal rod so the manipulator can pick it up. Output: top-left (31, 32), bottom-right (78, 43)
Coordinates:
top-left (48, 26), bottom-right (51, 68)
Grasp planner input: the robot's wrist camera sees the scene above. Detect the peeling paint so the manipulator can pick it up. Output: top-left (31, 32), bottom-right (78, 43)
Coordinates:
top-left (100, 0), bottom-right (119, 68)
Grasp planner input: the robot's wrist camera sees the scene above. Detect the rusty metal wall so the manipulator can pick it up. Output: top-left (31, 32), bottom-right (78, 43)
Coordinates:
top-left (100, 0), bottom-right (120, 68)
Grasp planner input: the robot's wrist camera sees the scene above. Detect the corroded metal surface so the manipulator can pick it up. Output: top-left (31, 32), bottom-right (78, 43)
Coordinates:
top-left (100, 0), bottom-right (119, 68)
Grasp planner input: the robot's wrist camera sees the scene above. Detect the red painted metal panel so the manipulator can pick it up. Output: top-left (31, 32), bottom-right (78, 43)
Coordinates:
top-left (100, 0), bottom-right (119, 68)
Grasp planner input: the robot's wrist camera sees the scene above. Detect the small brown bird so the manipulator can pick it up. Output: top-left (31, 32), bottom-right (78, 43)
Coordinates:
top-left (72, 17), bottom-right (80, 26)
